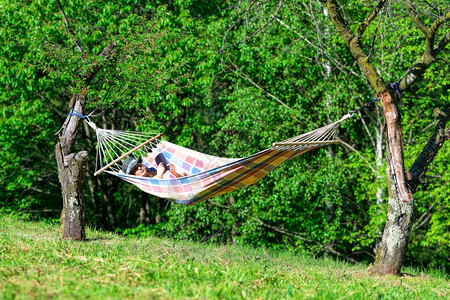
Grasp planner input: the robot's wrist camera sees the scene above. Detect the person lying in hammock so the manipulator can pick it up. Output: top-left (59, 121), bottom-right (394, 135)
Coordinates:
top-left (122, 156), bottom-right (183, 178)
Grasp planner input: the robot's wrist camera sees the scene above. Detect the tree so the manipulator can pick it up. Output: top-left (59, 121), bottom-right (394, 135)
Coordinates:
top-left (210, 0), bottom-right (448, 273)
top-left (318, 0), bottom-right (449, 274)
top-left (50, 1), bottom-right (222, 238)
top-left (53, 0), bottom-right (121, 239)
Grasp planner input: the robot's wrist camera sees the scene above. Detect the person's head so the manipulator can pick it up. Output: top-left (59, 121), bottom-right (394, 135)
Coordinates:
top-left (122, 156), bottom-right (140, 174)
top-left (122, 156), bottom-right (156, 177)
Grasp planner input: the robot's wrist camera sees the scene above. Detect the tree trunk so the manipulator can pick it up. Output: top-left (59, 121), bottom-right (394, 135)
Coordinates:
top-left (102, 190), bottom-right (117, 230)
top-left (56, 145), bottom-right (88, 240)
top-left (138, 197), bottom-right (152, 225)
top-left (155, 198), bottom-right (163, 224)
top-left (371, 91), bottom-right (413, 275)
top-left (375, 110), bottom-right (384, 207)
top-left (372, 150), bottom-right (414, 274)
top-left (56, 92), bottom-right (87, 240)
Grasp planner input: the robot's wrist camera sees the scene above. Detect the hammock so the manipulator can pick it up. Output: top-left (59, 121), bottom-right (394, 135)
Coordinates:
top-left (78, 112), bottom-right (353, 205)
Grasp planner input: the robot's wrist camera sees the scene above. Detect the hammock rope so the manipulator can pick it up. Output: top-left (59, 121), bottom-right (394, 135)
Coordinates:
top-left (69, 98), bottom-right (378, 205)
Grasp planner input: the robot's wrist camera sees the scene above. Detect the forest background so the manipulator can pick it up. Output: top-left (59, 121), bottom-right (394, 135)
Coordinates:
top-left (0, 0), bottom-right (448, 271)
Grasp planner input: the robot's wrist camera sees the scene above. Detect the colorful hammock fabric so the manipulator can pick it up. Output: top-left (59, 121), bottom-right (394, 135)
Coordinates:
top-left (108, 141), bottom-right (322, 205)
top-left (85, 112), bottom-right (353, 205)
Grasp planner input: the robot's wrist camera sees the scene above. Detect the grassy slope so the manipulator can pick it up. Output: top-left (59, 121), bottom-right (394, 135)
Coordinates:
top-left (0, 215), bottom-right (448, 299)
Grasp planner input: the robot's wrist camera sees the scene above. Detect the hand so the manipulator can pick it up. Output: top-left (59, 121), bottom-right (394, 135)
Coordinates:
top-left (156, 162), bottom-right (165, 178)
top-left (168, 164), bottom-right (181, 178)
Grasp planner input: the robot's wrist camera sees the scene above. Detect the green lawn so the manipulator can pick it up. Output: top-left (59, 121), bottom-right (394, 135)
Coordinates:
top-left (0, 215), bottom-right (448, 299)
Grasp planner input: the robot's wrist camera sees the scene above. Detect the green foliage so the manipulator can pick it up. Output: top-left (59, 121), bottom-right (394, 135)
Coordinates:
top-left (0, 0), bottom-right (65, 215)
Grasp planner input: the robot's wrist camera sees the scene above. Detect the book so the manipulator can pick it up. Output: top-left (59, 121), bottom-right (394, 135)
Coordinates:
top-left (154, 152), bottom-right (170, 170)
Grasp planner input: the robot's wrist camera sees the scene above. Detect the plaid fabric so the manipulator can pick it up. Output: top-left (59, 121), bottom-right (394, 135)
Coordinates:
top-left (109, 141), bottom-right (324, 205)
top-left (142, 141), bottom-right (239, 177)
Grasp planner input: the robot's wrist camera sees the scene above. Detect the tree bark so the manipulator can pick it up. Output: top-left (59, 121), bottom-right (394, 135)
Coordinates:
top-left (56, 91), bottom-right (88, 240)
top-left (155, 198), bottom-right (163, 224)
top-left (372, 108), bottom-right (448, 275)
top-left (370, 91), bottom-right (413, 274)
top-left (369, 3), bottom-right (449, 274)
top-left (379, 92), bottom-right (413, 203)
top-left (372, 144), bottom-right (414, 274)
top-left (56, 148), bottom-right (88, 240)
top-left (408, 108), bottom-right (449, 193)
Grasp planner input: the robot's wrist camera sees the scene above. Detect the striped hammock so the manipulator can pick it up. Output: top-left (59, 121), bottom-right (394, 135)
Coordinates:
top-left (85, 113), bottom-right (352, 205)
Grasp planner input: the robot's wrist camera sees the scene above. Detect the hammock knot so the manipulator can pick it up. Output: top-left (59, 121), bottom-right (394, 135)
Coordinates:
top-left (387, 82), bottom-right (402, 100)
top-left (68, 109), bottom-right (86, 120)
top-left (68, 109), bottom-right (98, 131)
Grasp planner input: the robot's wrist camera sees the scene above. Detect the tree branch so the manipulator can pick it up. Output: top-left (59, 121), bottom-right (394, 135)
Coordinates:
top-left (336, 137), bottom-right (377, 174)
top-left (56, 0), bottom-right (84, 54)
top-left (275, 17), bottom-right (362, 78)
top-left (83, 41), bottom-right (118, 84)
top-left (57, 41), bottom-right (118, 145)
top-left (225, 60), bottom-right (295, 113)
top-left (220, 0), bottom-right (250, 55)
top-left (398, 8), bottom-right (450, 92)
top-left (408, 108), bottom-right (449, 193)
top-left (321, 0), bottom-right (386, 92)
top-left (242, 0), bottom-right (283, 44)
top-left (251, 216), bottom-right (316, 244)
top-left (406, 0), bottom-right (431, 38)
top-left (321, 0), bottom-right (355, 45)
top-left (433, 31), bottom-right (450, 57)
top-left (323, 245), bottom-right (357, 263)
top-left (356, 0), bottom-right (387, 41)
top-left (431, 11), bottom-right (450, 33)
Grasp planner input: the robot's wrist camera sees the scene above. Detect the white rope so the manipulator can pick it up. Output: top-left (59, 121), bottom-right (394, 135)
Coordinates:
top-left (272, 117), bottom-right (344, 149)
top-left (89, 122), bottom-right (162, 173)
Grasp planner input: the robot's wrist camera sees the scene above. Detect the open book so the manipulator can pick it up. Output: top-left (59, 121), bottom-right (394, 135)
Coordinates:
top-left (154, 152), bottom-right (170, 170)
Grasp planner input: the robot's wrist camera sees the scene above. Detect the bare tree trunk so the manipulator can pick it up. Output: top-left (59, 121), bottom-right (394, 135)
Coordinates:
top-left (374, 113), bottom-right (385, 250)
top-left (100, 193), bottom-right (116, 229)
top-left (372, 149), bottom-right (414, 274)
top-left (372, 106), bottom-right (449, 275)
top-left (52, 0), bottom-right (117, 236)
top-left (56, 92), bottom-right (88, 240)
top-left (375, 110), bottom-right (384, 206)
top-left (54, 0), bottom-right (90, 240)
top-left (138, 197), bottom-right (152, 225)
top-left (56, 147), bottom-right (88, 240)
top-left (370, 91), bottom-right (414, 274)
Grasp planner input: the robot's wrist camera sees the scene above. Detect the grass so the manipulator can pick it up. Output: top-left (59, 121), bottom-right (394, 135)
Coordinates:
top-left (0, 215), bottom-right (448, 299)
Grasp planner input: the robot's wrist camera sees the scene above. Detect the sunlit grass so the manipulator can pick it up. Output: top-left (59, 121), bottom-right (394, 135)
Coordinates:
top-left (0, 215), bottom-right (448, 299)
